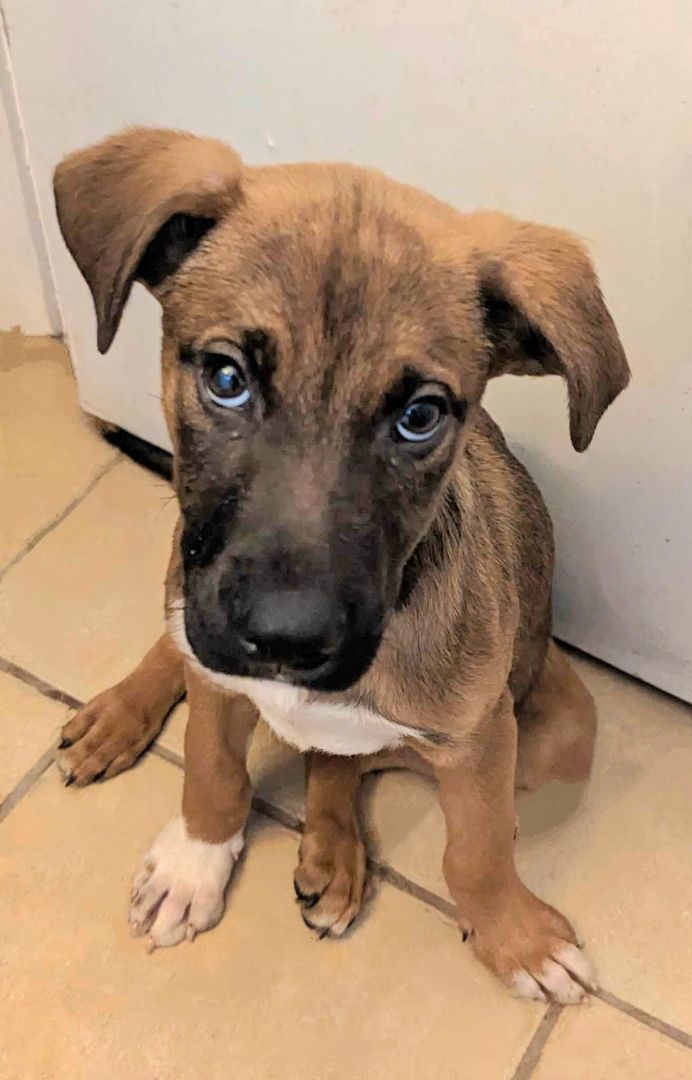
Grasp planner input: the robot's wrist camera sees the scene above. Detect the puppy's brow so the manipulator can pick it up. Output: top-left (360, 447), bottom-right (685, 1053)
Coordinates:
top-left (238, 328), bottom-right (279, 412)
top-left (379, 367), bottom-right (432, 415)
top-left (378, 366), bottom-right (461, 420)
top-left (239, 328), bottom-right (278, 383)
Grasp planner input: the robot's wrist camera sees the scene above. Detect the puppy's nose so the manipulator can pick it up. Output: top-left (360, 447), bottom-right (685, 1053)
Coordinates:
top-left (239, 589), bottom-right (343, 670)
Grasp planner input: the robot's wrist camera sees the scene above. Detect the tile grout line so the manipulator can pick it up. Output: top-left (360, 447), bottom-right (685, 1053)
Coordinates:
top-left (0, 745), bottom-right (57, 825)
top-left (365, 857), bottom-right (458, 920)
top-left (509, 990), bottom-right (692, 1079)
top-left (2, 655), bottom-right (692, 1054)
top-left (593, 989), bottom-right (692, 1051)
top-left (0, 655), bottom-right (82, 710)
top-left (0, 454), bottom-right (120, 583)
top-left (510, 1003), bottom-right (562, 1080)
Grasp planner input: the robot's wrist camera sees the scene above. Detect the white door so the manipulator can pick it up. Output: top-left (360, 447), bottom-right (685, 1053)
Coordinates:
top-left (0, 34), bottom-right (58, 335)
top-left (4, 0), bottom-right (691, 700)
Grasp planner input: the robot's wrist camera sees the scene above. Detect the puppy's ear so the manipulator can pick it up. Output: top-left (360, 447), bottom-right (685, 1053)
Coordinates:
top-left (469, 212), bottom-right (630, 451)
top-left (54, 127), bottom-right (243, 353)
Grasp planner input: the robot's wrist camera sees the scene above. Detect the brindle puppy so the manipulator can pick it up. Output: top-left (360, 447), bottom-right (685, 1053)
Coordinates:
top-left (53, 128), bottom-right (629, 1004)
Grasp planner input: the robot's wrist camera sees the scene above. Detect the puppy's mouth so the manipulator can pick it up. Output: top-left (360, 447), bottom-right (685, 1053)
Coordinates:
top-left (236, 653), bottom-right (337, 686)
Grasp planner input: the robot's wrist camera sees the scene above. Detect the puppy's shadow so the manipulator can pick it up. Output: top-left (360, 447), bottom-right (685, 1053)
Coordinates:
top-left (359, 768), bottom-right (442, 857)
top-left (517, 778), bottom-right (588, 839)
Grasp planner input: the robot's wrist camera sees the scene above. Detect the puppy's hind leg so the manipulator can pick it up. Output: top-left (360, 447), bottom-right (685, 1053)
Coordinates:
top-left (436, 691), bottom-right (596, 1004)
top-left (294, 754), bottom-right (367, 938)
top-left (515, 641), bottom-right (597, 791)
top-left (56, 633), bottom-right (185, 786)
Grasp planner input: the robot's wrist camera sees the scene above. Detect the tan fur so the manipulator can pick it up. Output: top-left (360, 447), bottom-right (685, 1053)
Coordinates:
top-left (515, 640), bottom-right (597, 790)
top-left (182, 667), bottom-right (258, 844)
top-left (56, 634), bottom-right (184, 785)
top-left (53, 128), bottom-right (629, 1000)
top-left (295, 754), bottom-right (367, 937)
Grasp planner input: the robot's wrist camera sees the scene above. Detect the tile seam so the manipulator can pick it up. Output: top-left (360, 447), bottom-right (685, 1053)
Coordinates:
top-left (0, 746), bottom-right (56, 825)
top-left (510, 1003), bottom-right (562, 1080)
top-left (0, 454), bottom-right (120, 582)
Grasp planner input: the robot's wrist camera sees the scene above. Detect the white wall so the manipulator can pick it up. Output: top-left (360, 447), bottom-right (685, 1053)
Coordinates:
top-left (0, 21), bottom-right (59, 334)
top-left (3, 0), bottom-right (691, 699)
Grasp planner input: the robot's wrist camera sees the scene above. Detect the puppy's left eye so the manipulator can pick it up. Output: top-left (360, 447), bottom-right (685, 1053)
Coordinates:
top-left (201, 348), bottom-right (251, 409)
top-left (395, 397), bottom-right (447, 442)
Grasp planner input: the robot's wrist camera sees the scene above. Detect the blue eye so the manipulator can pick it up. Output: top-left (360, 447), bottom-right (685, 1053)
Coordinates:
top-left (395, 397), bottom-right (446, 442)
top-left (202, 351), bottom-right (251, 409)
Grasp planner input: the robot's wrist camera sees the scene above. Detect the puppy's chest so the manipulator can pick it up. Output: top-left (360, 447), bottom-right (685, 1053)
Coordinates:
top-left (226, 677), bottom-right (420, 756)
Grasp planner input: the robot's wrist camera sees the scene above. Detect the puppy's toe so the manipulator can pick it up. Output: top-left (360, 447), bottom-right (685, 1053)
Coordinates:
top-left (54, 751), bottom-right (75, 785)
top-left (56, 688), bottom-right (161, 787)
top-left (552, 943), bottom-right (598, 992)
top-left (510, 951), bottom-right (592, 1006)
top-left (510, 970), bottom-right (547, 1002)
top-left (147, 891), bottom-right (193, 948)
top-left (534, 958), bottom-right (587, 1005)
top-left (301, 886), bottom-right (363, 939)
top-left (471, 887), bottom-right (595, 1006)
top-left (129, 816), bottom-right (244, 949)
top-left (295, 822), bottom-right (366, 939)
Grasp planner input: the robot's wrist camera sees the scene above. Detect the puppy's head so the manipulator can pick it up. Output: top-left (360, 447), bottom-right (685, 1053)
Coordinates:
top-left (55, 128), bottom-right (629, 691)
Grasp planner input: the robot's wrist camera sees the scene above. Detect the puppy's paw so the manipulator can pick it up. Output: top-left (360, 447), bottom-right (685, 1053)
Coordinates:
top-left (469, 885), bottom-right (596, 1006)
top-left (56, 687), bottom-right (161, 786)
top-left (294, 817), bottom-right (366, 938)
top-left (129, 816), bottom-right (244, 949)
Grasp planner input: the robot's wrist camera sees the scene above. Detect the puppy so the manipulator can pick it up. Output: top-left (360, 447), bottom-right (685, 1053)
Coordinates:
top-left (53, 128), bottom-right (629, 1004)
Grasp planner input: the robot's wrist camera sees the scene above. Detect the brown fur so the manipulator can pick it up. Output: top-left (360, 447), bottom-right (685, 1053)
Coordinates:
top-left (53, 128), bottom-right (629, 999)
top-left (182, 668), bottom-right (257, 844)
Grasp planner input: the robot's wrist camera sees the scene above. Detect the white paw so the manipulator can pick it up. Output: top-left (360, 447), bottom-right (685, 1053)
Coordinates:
top-left (510, 944), bottom-right (597, 1005)
top-left (129, 815), bottom-right (244, 949)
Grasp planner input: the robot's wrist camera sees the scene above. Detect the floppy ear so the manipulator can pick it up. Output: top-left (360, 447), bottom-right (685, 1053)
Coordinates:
top-left (53, 127), bottom-right (243, 353)
top-left (469, 212), bottom-right (630, 451)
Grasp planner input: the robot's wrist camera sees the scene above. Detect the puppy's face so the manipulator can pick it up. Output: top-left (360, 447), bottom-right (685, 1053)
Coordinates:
top-left (54, 130), bottom-right (629, 692)
top-left (161, 173), bottom-right (483, 690)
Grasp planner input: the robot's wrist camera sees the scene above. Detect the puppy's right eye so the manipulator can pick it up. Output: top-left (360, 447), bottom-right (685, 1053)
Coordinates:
top-left (201, 347), bottom-right (251, 409)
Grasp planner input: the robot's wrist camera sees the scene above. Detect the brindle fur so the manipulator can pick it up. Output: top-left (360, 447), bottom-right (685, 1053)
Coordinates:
top-left (53, 128), bottom-right (629, 998)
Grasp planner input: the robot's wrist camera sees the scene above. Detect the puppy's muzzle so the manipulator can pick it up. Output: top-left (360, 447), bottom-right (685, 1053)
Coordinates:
top-left (183, 577), bottom-right (382, 691)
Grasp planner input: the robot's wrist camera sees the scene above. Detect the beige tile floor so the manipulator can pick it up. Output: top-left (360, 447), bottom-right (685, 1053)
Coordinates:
top-left (0, 331), bottom-right (690, 1079)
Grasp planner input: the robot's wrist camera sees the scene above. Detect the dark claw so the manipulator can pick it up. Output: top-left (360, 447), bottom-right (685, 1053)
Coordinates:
top-left (58, 737), bottom-right (72, 750)
top-left (317, 927), bottom-right (330, 941)
top-left (293, 880), bottom-right (320, 908)
top-left (63, 774), bottom-right (75, 787)
top-left (461, 929), bottom-right (470, 943)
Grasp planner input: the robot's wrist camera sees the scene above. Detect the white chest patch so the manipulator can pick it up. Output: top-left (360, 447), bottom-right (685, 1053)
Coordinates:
top-left (221, 676), bottom-right (422, 756)
top-left (169, 602), bottom-right (421, 756)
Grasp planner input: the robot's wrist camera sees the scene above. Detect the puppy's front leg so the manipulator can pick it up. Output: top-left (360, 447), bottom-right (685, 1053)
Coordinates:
top-left (435, 692), bottom-right (596, 1004)
top-left (294, 754), bottom-right (366, 938)
top-left (129, 666), bottom-right (258, 949)
top-left (56, 633), bottom-right (185, 785)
